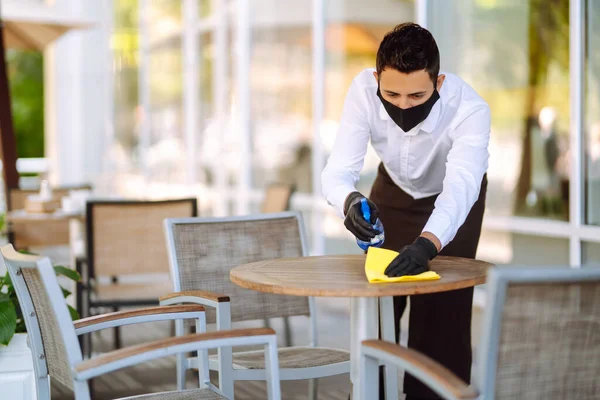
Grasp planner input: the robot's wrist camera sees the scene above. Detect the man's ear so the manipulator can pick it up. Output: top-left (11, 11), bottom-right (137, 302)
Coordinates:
top-left (373, 71), bottom-right (378, 82)
top-left (436, 74), bottom-right (446, 91)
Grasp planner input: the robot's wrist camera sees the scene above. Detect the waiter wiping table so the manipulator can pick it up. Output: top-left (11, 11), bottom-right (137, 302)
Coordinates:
top-left (321, 22), bottom-right (490, 400)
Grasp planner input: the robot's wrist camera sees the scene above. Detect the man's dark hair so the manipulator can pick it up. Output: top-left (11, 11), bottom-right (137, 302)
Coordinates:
top-left (376, 22), bottom-right (440, 85)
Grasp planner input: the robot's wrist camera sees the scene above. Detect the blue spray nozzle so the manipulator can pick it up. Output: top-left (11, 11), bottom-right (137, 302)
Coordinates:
top-left (360, 198), bottom-right (371, 223)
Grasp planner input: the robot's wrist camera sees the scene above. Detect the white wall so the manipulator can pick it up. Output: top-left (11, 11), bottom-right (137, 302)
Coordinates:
top-left (44, 0), bottom-right (111, 187)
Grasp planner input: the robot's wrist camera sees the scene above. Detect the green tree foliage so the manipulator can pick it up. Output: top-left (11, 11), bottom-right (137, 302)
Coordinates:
top-left (6, 50), bottom-right (44, 158)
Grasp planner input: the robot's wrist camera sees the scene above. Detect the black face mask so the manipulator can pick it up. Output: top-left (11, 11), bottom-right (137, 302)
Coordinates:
top-left (377, 86), bottom-right (440, 132)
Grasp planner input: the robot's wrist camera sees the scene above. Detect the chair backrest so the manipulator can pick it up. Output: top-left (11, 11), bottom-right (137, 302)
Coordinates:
top-left (164, 212), bottom-right (310, 324)
top-left (87, 198), bottom-right (197, 278)
top-left (0, 245), bottom-right (85, 397)
top-left (260, 183), bottom-right (295, 214)
top-left (8, 185), bottom-right (92, 248)
top-left (476, 266), bottom-right (600, 399)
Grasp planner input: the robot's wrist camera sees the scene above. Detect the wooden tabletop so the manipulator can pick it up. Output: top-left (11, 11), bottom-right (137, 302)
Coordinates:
top-left (230, 255), bottom-right (493, 297)
top-left (6, 209), bottom-right (84, 222)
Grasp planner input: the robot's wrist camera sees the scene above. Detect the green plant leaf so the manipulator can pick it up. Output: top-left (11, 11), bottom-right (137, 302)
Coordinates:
top-left (67, 305), bottom-right (79, 321)
top-left (15, 318), bottom-right (26, 334)
top-left (0, 293), bottom-right (17, 345)
top-left (61, 287), bottom-right (72, 298)
top-left (3, 271), bottom-right (12, 289)
top-left (54, 266), bottom-right (80, 282)
top-left (17, 249), bottom-right (35, 255)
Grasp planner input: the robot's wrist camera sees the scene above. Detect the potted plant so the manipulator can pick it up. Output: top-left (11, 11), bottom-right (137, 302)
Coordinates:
top-left (0, 252), bottom-right (80, 400)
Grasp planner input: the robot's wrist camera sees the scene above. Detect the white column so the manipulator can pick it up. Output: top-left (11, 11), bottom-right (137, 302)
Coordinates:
top-left (311, 0), bottom-right (326, 256)
top-left (416, 0), bottom-right (428, 28)
top-left (44, 0), bottom-right (111, 187)
top-left (183, 0), bottom-right (199, 184)
top-left (569, 0), bottom-right (584, 267)
top-left (234, 0), bottom-right (251, 215)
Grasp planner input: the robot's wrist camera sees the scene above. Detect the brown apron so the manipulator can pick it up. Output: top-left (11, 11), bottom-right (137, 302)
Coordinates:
top-left (369, 162), bottom-right (487, 400)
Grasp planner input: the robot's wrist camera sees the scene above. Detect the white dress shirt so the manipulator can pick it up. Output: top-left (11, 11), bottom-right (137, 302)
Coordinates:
top-left (321, 68), bottom-right (491, 248)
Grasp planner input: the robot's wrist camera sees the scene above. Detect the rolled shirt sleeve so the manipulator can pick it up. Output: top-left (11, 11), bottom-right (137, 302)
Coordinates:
top-left (321, 78), bottom-right (371, 216)
top-left (422, 105), bottom-right (491, 248)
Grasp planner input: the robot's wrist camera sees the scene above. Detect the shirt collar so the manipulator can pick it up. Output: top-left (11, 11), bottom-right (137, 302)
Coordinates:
top-left (378, 93), bottom-right (443, 134)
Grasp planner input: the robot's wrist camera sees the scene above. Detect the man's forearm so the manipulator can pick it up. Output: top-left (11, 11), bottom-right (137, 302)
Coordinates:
top-left (420, 231), bottom-right (441, 252)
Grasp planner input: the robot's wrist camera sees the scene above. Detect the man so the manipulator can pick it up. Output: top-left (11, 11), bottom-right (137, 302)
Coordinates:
top-left (321, 23), bottom-right (490, 400)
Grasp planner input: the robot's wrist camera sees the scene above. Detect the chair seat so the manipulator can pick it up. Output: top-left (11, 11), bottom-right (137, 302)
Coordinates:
top-left (117, 388), bottom-right (226, 400)
top-left (210, 346), bottom-right (350, 369)
top-left (92, 280), bottom-right (173, 302)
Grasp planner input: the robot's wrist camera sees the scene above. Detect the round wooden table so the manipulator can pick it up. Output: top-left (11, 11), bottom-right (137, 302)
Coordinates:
top-left (230, 254), bottom-right (492, 399)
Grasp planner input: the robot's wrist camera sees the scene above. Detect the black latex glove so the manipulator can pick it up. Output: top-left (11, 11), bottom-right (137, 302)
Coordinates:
top-left (384, 236), bottom-right (438, 277)
top-left (343, 191), bottom-right (380, 242)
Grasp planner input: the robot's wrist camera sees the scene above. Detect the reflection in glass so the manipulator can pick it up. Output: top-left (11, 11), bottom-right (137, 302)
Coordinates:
top-left (321, 1), bottom-right (414, 254)
top-left (586, 1), bottom-right (600, 225)
top-left (476, 231), bottom-right (569, 266)
top-left (112, 0), bottom-right (141, 171)
top-left (429, 0), bottom-right (570, 220)
top-left (198, 0), bottom-right (212, 18)
top-left (582, 242), bottom-right (600, 265)
top-left (323, 1), bottom-right (414, 196)
top-left (196, 33), bottom-right (213, 185)
top-left (249, 2), bottom-right (313, 193)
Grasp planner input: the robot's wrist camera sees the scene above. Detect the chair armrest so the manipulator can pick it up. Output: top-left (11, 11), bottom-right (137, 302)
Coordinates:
top-left (160, 290), bottom-right (232, 329)
top-left (361, 340), bottom-right (478, 400)
top-left (74, 305), bottom-right (205, 335)
top-left (74, 328), bottom-right (276, 380)
top-left (159, 290), bottom-right (230, 307)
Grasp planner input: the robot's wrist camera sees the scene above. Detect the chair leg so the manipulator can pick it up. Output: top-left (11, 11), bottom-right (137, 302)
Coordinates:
top-left (309, 378), bottom-right (318, 400)
top-left (283, 316), bottom-right (293, 346)
top-left (113, 306), bottom-right (121, 349)
top-left (77, 282), bottom-right (85, 352)
top-left (89, 377), bottom-right (95, 400)
top-left (84, 293), bottom-right (92, 359)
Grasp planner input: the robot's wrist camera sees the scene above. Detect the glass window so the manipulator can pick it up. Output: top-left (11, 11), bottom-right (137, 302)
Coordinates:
top-left (583, 241), bottom-right (600, 266)
top-left (249, 1), bottom-right (313, 193)
top-left (196, 32), bottom-right (217, 186)
top-left (147, 5), bottom-right (184, 184)
top-left (111, 0), bottom-right (186, 182)
top-left (477, 230), bottom-right (570, 266)
top-left (323, 1), bottom-right (414, 197)
top-left (198, 0), bottom-right (212, 18)
top-left (112, 0), bottom-right (141, 172)
top-left (322, 0), bottom-right (414, 254)
top-left (429, 0), bottom-right (570, 221)
top-left (585, 1), bottom-right (600, 225)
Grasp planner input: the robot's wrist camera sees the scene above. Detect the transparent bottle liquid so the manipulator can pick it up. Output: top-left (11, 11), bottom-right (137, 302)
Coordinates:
top-left (356, 198), bottom-right (385, 251)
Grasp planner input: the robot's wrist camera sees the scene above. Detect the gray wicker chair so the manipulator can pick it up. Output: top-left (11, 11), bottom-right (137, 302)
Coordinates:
top-left (0, 244), bottom-right (281, 400)
top-left (359, 265), bottom-right (600, 400)
top-left (260, 183), bottom-right (296, 346)
top-left (160, 212), bottom-right (350, 399)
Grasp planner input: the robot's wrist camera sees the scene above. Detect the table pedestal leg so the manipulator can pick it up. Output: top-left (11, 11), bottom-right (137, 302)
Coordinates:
top-left (380, 296), bottom-right (399, 400)
top-left (350, 297), bottom-right (378, 399)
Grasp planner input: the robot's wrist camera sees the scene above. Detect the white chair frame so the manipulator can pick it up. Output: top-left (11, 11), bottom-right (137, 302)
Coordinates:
top-left (161, 212), bottom-right (350, 399)
top-left (1, 244), bottom-right (282, 400)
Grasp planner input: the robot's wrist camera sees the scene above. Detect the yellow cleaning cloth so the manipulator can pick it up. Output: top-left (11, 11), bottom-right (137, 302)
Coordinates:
top-left (365, 247), bottom-right (441, 283)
